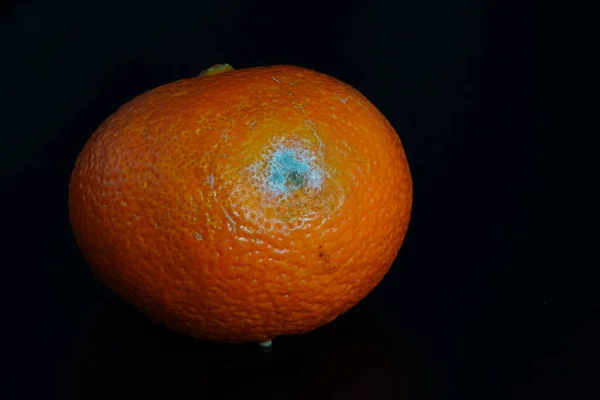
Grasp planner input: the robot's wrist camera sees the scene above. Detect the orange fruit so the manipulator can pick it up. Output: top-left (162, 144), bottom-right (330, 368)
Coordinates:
top-left (69, 64), bottom-right (412, 343)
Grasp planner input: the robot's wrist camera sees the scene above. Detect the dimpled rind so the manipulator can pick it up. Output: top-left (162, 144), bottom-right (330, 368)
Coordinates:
top-left (68, 65), bottom-right (413, 343)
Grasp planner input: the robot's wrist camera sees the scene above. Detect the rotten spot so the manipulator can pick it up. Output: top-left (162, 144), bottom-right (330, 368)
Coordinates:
top-left (324, 264), bottom-right (339, 273)
top-left (285, 171), bottom-right (304, 190)
top-left (318, 251), bottom-right (331, 263)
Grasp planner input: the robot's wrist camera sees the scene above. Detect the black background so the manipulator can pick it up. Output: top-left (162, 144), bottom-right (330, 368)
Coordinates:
top-left (1, 1), bottom-right (593, 399)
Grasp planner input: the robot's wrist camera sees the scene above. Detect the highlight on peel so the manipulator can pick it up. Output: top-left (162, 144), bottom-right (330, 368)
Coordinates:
top-left (69, 63), bottom-right (413, 343)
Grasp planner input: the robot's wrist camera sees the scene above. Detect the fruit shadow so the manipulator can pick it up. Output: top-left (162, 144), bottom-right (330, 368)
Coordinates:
top-left (67, 293), bottom-right (442, 400)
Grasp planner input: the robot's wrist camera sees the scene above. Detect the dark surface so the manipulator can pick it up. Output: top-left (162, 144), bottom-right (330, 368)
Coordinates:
top-left (2, 1), bottom-right (592, 399)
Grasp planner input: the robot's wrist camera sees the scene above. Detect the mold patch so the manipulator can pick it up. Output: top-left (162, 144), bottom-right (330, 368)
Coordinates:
top-left (248, 140), bottom-right (324, 198)
top-left (266, 146), bottom-right (323, 195)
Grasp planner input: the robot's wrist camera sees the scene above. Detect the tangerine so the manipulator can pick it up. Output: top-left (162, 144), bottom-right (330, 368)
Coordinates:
top-left (69, 64), bottom-right (412, 343)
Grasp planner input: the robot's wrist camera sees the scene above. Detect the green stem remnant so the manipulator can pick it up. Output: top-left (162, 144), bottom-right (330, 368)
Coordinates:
top-left (200, 64), bottom-right (234, 76)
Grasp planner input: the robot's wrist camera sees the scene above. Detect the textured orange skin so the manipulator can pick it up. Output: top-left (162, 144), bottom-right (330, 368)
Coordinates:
top-left (69, 65), bottom-right (412, 343)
